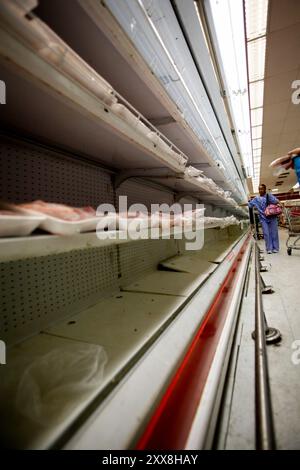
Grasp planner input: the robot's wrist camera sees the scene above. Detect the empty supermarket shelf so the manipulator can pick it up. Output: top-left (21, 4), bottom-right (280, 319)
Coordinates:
top-left (159, 256), bottom-right (216, 275)
top-left (44, 291), bottom-right (184, 376)
top-left (1, 291), bottom-right (185, 449)
top-left (122, 271), bottom-right (204, 297)
top-left (0, 334), bottom-right (107, 449)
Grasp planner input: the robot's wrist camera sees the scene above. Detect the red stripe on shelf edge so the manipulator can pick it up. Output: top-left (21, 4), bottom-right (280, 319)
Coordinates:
top-left (136, 235), bottom-right (251, 450)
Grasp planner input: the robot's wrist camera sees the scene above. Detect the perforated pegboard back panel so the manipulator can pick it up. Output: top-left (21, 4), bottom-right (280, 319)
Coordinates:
top-left (119, 238), bottom-right (179, 286)
top-left (0, 137), bottom-right (239, 348)
top-left (0, 246), bottom-right (119, 346)
top-left (176, 226), bottom-right (230, 255)
top-left (0, 137), bottom-right (183, 346)
top-left (0, 137), bottom-right (114, 207)
top-left (116, 179), bottom-right (174, 212)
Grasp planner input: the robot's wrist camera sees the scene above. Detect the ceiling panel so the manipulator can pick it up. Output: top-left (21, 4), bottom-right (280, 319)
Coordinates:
top-left (264, 24), bottom-right (300, 78)
top-left (259, 0), bottom-right (300, 193)
top-left (264, 71), bottom-right (298, 104)
top-left (269, 0), bottom-right (300, 32)
top-left (263, 101), bottom-right (290, 119)
top-left (281, 117), bottom-right (300, 133)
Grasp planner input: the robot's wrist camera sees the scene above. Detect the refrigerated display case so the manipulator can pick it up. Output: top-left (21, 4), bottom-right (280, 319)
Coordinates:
top-left (0, 0), bottom-right (251, 450)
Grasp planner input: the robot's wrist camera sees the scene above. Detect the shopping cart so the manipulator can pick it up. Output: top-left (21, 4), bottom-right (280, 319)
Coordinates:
top-left (284, 205), bottom-right (300, 255)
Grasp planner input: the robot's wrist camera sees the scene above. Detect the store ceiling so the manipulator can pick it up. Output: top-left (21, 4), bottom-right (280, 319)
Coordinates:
top-left (260, 0), bottom-right (300, 193)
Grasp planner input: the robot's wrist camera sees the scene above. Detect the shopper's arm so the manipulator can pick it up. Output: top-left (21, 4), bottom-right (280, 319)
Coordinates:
top-left (269, 194), bottom-right (283, 206)
top-left (288, 147), bottom-right (300, 156)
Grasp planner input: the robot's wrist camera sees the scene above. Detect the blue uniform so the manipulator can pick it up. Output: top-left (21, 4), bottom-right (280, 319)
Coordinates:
top-left (248, 194), bottom-right (279, 252)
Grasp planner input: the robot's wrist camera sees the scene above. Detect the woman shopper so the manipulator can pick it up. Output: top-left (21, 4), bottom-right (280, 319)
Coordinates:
top-left (248, 184), bottom-right (281, 254)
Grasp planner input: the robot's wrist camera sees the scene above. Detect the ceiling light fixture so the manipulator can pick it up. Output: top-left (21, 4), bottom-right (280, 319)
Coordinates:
top-left (244, 0), bottom-right (268, 40)
top-left (245, 0), bottom-right (269, 191)
top-left (251, 107), bottom-right (263, 126)
top-left (249, 80), bottom-right (264, 108)
top-left (208, 0), bottom-right (253, 178)
top-left (247, 37), bottom-right (266, 81)
top-left (251, 125), bottom-right (262, 139)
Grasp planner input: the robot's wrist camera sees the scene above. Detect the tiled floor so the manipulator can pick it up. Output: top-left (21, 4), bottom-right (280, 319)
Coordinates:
top-left (220, 228), bottom-right (300, 449)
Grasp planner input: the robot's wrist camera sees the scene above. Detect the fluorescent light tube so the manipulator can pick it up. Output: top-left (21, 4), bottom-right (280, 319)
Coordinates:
top-left (252, 125), bottom-right (262, 139)
top-left (245, 0), bottom-right (269, 41)
top-left (253, 148), bottom-right (262, 157)
top-left (247, 37), bottom-right (266, 81)
top-left (249, 80), bottom-right (264, 108)
top-left (252, 138), bottom-right (262, 149)
top-left (207, 0), bottom-right (253, 179)
top-left (251, 107), bottom-right (263, 126)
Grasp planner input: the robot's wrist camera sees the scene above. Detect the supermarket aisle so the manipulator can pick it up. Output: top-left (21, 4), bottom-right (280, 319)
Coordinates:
top-left (262, 228), bottom-right (300, 450)
top-left (263, 227), bottom-right (300, 340)
top-left (219, 228), bottom-right (300, 450)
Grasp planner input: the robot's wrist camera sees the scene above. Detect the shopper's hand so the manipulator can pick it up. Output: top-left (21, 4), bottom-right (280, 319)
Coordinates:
top-left (288, 147), bottom-right (300, 156)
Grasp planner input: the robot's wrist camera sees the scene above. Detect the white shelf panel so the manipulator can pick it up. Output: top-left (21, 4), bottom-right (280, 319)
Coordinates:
top-left (0, 26), bottom-right (247, 215)
top-left (0, 226), bottom-right (198, 263)
top-left (0, 5), bottom-right (249, 212)
top-left (0, 231), bottom-right (118, 263)
top-left (62, 232), bottom-right (250, 450)
top-left (0, 13), bottom-right (250, 213)
top-left (0, 230), bottom-right (248, 449)
top-left (159, 255), bottom-right (217, 275)
top-left (0, 27), bottom-right (184, 173)
top-left (0, 221), bottom-right (245, 263)
top-left (122, 271), bottom-right (205, 297)
top-left (1, 291), bottom-right (184, 449)
top-left (77, 0), bottom-right (246, 202)
top-left (0, 334), bottom-right (107, 449)
top-left (150, 174), bottom-right (247, 214)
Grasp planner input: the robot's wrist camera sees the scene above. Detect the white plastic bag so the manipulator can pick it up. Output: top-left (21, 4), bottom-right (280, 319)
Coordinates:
top-left (184, 166), bottom-right (203, 177)
top-left (13, 343), bottom-right (107, 425)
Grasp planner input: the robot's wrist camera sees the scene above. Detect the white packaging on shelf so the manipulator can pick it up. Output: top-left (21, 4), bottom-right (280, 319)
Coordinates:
top-left (173, 152), bottom-right (187, 167)
top-left (117, 211), bottom-right (153, 231)
top-left (152, 208), bottom-right (205, 230)
top-left (195, 175), bottom-right (209, 186)
top-left (198, 176), bottom-right (217, 191)
top-left (18, 208), bottom-right (116, 235)
top-left (204, 217), bottom-right (222, 229)
top-left (44, 215), bottom-right (117, 235)
top-left (184, 166), bottom-right (204, 177)
top-left (203, 215), bottom-right (239, 230)
top-left (152, 212), bottom-right (178, 229)
top-left (118, 218), bottom-right (150, 232)
top-left (227, 197), bottom-right (238, 206)
top-left (216, 189), bottom-right (225, 198)
top-left (183, 208), bottom-right (206, 219)
top-left (0, 214), bottom-right (45, 237)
